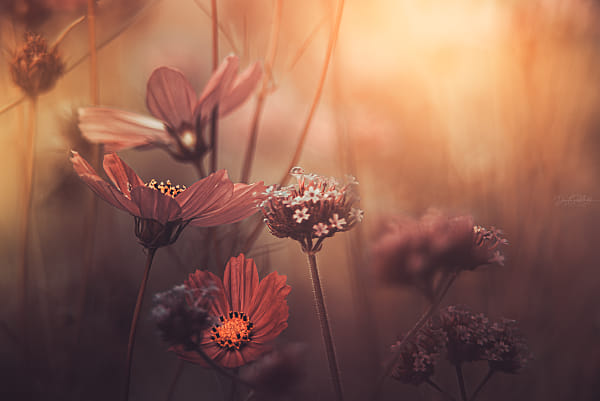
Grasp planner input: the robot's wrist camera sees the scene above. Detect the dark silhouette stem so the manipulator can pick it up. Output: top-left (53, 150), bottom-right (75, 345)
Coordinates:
top-left (469, 369), bottom-right (494, 401)
top-left (124, 247), bottom-right (157, 401)
top-left (455, 364), bottom-right (468, 401)
top-left (305, 252), bottom-right (344, 401)
top-left (426, 378), bottom-right (457, 401)
top-left (164, 360), bottom-right (185, 401)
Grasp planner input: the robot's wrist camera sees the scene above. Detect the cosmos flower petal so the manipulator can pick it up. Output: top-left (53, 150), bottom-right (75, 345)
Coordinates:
top-left (185, 269), bottom-right (229, 317)
top-left (130, 186), bottom-right (182, 225)
top-left (176, 170), bottom-right (234, 221)
top-left (70, 151), bottom-right (140, 215)
top-left (102, 153), bottom-right (144, 196)
top-left (78, 107), bottom-right (173, 152)
top-left (219, 62), bottom-right (262, 116)
top-left (195, 55), bottom-right (240, 121)
top-left (223, 254), bottom-right (259, 312)
top-left (188, 181), bottom-right (266, 227)
top-left (146, 66), bottom-right (197, 129)
top-left (248, 272), bottom-right (291, 326)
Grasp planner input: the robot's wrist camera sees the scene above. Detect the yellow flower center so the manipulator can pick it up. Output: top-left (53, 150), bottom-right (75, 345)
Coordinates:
top-left (210, 311), bottom-right (253, 350)
top-left (145, 179), bottom-right (186, 198)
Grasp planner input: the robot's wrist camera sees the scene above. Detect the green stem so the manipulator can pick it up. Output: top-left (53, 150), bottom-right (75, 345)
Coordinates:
top-left (123, 247), bottom-right (157, 401)
top-left (305, 252), bottom-right (344, 401)
top-left (455, 364), bottom-right (468, 401)
top-left (469, 369), bottom-right (494, 401)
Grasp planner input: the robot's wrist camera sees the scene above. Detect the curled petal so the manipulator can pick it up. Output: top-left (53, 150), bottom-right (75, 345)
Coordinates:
top-left (70, 151), bottom-right (140, 215)
top-left (78, 107), bottom-right (173, 152)
top-left (102, 153), bottom-right (144, 197)
top-left (219, 62), bottom-right (262, 116)
top-left (223, 254), bottom-right (260, 312)
top-left (130, 186), bottom-right (182, 225)
top-left (195, 55), bottom-right (240, 121)
top-left (146, 66), bottom-right (197, 129)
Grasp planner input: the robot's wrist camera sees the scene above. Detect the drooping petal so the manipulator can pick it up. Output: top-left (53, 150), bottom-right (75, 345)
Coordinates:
top-left (70, 151), bottom-right (140, 215)
top-left (219, 62), bottom-right (262, 116)
top-left (223, 254), bottom-right (259, 312)
top-left (189, 181), bottom-right (266, 227)
top-left (176, 170), bottom-right (234, 221)
top-left (247, 271), bottom-right (291, 337)
top-left (146, 66), bottom-right (197, 129)
top-left (185, 269), bottom-right (229, 318)
top-left (130, 186), bottom-right (182, 225)
top-left (102, 153), bottom-right (144, 197)
top-left (194, 55), bottom-right (240, 121)
top-left (78, 107), bottom-right (173, 152)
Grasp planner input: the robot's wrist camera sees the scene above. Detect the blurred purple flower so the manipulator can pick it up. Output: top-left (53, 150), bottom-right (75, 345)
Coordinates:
top-left (484, 318), bottom-right (533, 374)
top-left (70, 151), bottom-right (265, 248)
top-left (240, 343), bottom-right (307, 399)
top-left (371, 210), bottom-right (507, 296)
top-left (261, 167), bottom-right (363, 253)
top-left (391, 325), bottom-right (446, 386)
top-left (78, 55), bottom-right (262, 160)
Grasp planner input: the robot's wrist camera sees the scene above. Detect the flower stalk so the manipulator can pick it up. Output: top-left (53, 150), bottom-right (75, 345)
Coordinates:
top-left (124, 247), bottom-right (157, 401)
top-left (469, 369), bottom-right (494, 401)
top-left (455, 364), bottom-right (468, 401)
top-left (305, 252), bottom-right (344, 401)
top-left (18, 95), bottom-right (37, 353)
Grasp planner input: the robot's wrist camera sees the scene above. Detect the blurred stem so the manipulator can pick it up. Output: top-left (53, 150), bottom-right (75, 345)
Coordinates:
top-left (0, 96), bottom-right (25, 116)
top-left (192, 157), bottom-right (206, 178)
top-left (239, 0), bottom-right (282, 184)
top-left (373, 272), bottom-right (458, 400)
top-left (211, 0), bottom-right (219, 71)
top-left (278, 0), bottom-right (345, 186)
top-left (305, 252), bottom-right (345, 401)
top-left (469, 369), bottom-right (494, 401)
top-left (87, 0), bottom-right (98, 104)
top-left (192, 0), bottom-right (238, 54)
top-left (194, 348), bottom-right (253, 388)
top-left (426, 378), bottom-right (457, 401)
top-left (124, 247), bottom-right (157, 401)
top-left (455, 364), bottom-right (468, 401)
top-left (164, 360), bottom-right (185, 401)
top-left (18, 96), bottom-right (37, 357)
top-left (210, 107), bottom-right (219, 173)
top-left (52, 15), bottom-right (86, 49)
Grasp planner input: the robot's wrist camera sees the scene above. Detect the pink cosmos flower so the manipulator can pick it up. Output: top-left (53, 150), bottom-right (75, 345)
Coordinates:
top-left (175, 254), bottom-right (291, 368)
top-left (78, 55), bottom-right (262, 160)
top-left (70, 151), bottom-right (265, 248)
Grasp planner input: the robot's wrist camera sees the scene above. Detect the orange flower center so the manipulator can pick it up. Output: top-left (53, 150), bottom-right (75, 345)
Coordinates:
top-left (210, 311), bottom-right (253, 350)
top-left (145, 179), bottom-right (186, 198)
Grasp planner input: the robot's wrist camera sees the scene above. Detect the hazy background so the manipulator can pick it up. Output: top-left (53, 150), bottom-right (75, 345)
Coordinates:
top-left (1, 0), bottom-right (600, 400)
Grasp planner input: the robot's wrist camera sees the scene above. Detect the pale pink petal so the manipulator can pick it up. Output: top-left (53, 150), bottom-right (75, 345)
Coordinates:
top-left (70, 151), bottom-right (140, 216)
top-left (176, 170), bottom-right (234, 221)
top-left (102, 153), bottom-right (144, 197)
top-left (188, 181), bottom-right (265, 227)
top-left (78, 107), bottom-right (173, 152)
top-left (130, 186), bottom-right (182, 225)
top-left (219, 62), bottom-right (262, 116)
top-left (222, 254), bottom-right (259, 312)
top-left (146, 66), bottom-right (197, 129)
top-left (194, 55), bottom-right (239, 121)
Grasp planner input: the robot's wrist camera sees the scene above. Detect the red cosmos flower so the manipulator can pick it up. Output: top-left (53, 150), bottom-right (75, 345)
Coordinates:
top-left (78, 55), bottom-right (262, 159)
top-left (176, 254), bottom-right (291, 368)
top-left (70, 151), bottom-right (265, 249)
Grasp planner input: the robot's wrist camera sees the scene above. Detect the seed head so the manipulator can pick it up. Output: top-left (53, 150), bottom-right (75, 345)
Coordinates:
top-left (9, 32), bottom-right (65, 97)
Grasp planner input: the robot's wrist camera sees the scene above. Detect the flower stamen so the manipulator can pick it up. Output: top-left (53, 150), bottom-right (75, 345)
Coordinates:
top-left (211, 311), bottom-right (253, 350)
top-left (145, 179), bottom-right (186, 198)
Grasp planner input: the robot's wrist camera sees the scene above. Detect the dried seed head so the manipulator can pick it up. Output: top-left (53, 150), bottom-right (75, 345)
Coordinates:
top-left (391, 326), bottom-right (446, 386)
top-left (9, 32), bottom-right (65, 97)
top-left (261, 167), bottom-right (363, 253)
top-left (152, 284), bottom-right (217, 350)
